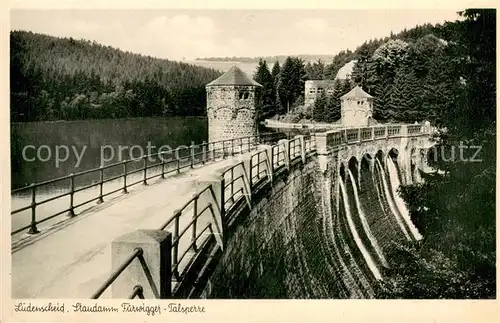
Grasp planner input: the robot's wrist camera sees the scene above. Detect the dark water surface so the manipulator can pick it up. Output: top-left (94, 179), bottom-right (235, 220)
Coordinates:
top-left (11, 117), bottom-right (208, 192)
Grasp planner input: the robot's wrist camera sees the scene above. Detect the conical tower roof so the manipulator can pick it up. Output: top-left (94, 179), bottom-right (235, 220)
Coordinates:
top-left (207, 65), bottom-right (262, 87)
top-left (341, 85), bottom-right (373, 99)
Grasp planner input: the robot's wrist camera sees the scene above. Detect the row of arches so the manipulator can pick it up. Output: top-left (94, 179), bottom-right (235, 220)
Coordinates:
top-left (338, 146), bottom-right (430, 186)
top-left (339, 148), bottom-right (400, 181)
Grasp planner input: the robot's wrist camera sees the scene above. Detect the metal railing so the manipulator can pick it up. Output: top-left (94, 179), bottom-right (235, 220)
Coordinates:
top-left (11, 133), bottom-right (283, 236)
top-left (91, 247), bottom-right (143, 299)
top-left (90, 123), bottom-right (430, 299)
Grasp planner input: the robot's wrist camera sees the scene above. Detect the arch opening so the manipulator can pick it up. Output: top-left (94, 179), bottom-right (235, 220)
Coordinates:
top-left (388, 148), bottom-right (399, 164)
top-left (348, 157), bottom-right (358, 181)
top-left (361, 153), bottom-right (372, 172)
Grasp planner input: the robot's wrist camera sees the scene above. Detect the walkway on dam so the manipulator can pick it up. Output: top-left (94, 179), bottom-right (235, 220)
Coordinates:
top-left (11, 153), bottom-right (249, 299)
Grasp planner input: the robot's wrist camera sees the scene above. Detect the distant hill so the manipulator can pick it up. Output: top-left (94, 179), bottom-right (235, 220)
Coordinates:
top-left (195, 55), bottom-right (336, 64)
top-left (10, 31), bottom-right (222, 122)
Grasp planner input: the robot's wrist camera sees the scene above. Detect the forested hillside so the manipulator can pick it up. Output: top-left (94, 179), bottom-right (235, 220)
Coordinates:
top-left (249, 22), bottom-right (461, 124)
top-left (377, 10), bottom-right (496, 299)
top-left (10, 31), bottom-right (221, 122)
top-left (195, 54), bottom-right (335, 63)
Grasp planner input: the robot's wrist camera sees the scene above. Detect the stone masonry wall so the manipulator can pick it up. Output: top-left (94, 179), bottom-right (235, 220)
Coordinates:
top-left (200, 154), bottom-right (379, 299)
top-left (206, 85), bottom-right (257, 144)
top-left (341, 97), bottom-right (373, 127)
top-left (201, 159), bottom-right (332, 298)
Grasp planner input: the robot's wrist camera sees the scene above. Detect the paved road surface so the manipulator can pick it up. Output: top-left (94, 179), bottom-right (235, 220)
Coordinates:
top-left (11, 155), bottom-right (246, 299)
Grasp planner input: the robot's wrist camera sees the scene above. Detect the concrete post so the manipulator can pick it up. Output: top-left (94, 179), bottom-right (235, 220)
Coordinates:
top-left (196, 174), bottom-right (226, 248)
top-left (314, 132), bottom-right (328, 155)
top-left (241, 155), bottom-right (253, 203)
top-left (278, 139), bottom-right (290, 170)
top-left (295, 135), bottom-right (306, 164)
top-left (111, 229), bottom-right (172, 299)
top-left (260, 145), bottom-right (274, 185)
top-left (400, 124), bottom-right (408, 137)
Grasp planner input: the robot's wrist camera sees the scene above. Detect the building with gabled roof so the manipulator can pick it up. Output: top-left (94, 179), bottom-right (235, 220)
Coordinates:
top-left (341, 85), bottom-right (374, 127)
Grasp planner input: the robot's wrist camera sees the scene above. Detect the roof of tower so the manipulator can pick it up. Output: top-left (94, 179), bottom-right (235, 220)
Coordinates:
top-left (206, 65), bottom-right (262, 87)
top-left (341, 85), bottom-right (373, 99)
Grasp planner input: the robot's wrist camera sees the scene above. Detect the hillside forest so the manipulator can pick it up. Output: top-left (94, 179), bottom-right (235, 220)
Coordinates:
top-left (9, 15), bottom-right (480, 125)
top-left (10, 31), bottom-right (222, 122)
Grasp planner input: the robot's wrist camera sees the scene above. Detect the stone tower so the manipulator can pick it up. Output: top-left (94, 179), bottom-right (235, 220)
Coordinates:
top-left (206, 66), bottom-right (262, 144)
top-left (340, 85), bottom-right (374, 127)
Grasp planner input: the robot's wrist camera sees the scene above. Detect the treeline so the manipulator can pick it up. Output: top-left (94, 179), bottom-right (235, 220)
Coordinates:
top-left (376, 10), bottom-right (496, 299)
top-left (196, 54), bottom-right (335, 63)
top-left (253, 22), bottom-right (454, 124)
top-left (10, 31), bottom-right (221, 122)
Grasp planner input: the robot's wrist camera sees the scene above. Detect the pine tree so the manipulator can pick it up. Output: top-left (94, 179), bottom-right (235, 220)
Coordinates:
top-left (388, 67), bottom-right (421, 122)
top-left (271, 61), bottom-right (281, 83)
top-left (372, 77), bottom-right (393, 120)
top-left (312, 91), bottom-right (327, 122)
top-left (253, 59), bottom-right (277, 120)
top-left (324, 79), bottom-right (344, 122)
top-left (276, 57), bottom-right (306, 113)
top-left (305, 59), bottom-right (325, 80)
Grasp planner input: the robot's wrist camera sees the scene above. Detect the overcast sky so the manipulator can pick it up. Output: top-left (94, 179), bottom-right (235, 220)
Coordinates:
top-left (10, 9), bottom-right (462, 60)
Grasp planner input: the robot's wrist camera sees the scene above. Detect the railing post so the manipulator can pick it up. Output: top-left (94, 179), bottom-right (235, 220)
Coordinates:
top-left (161, 153), bottom-right (166, 179)
top-left (172, 211), bottom-right (180, 281)
top-left (210, 142), bottom-right (214, 161)
top-left (231, 139), bottom-right (235, 156)
top-left (67, 173), bottom-right (75, 218)
top-left (230, 167), bottom-right (235, 202)
top-left (279, 139), bottom-right (290, 170)
top-left (220, 176), bottom-right (226, 232)
top-left (357, 128), bottom-right (361, 142)
top-left (176, 148), bottom-right (181, 174)
top-left (264, 145), bottom-right (274, 184)
top-left (385, 125), bottom-right (389, 139)
top-left (191, 196), bottom-right (198, 252)
top-left (196, 174), bottom-right (226, 248)
top-left (123, 162), bottom-right (128, 194)
top-left (190, 144), bottom-right (195, 168)
top-left (295, 135), bottom-right (306, 164)
top-left (97, 166), bottom-right (104, 204)
top-left (242, 156), bottom-right (253, 203)
top-left (401, 124), bottom-right (408, 137)
top-left (27, 183), bottom-right (39, 234)
top-left (371, 127), bottom-right (375, 141)
top-left (201, 142), bottom-right (207, 165)
top-left (239, 138), bottom-right (243, 153)
top-left (143, 156), bottom-right (148, 185)
top-left (111, 229), bottom-right (172, 299)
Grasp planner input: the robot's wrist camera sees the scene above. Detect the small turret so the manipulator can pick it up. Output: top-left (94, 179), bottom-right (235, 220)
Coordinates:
top-left (340, 86), bottom-right (374, 127)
